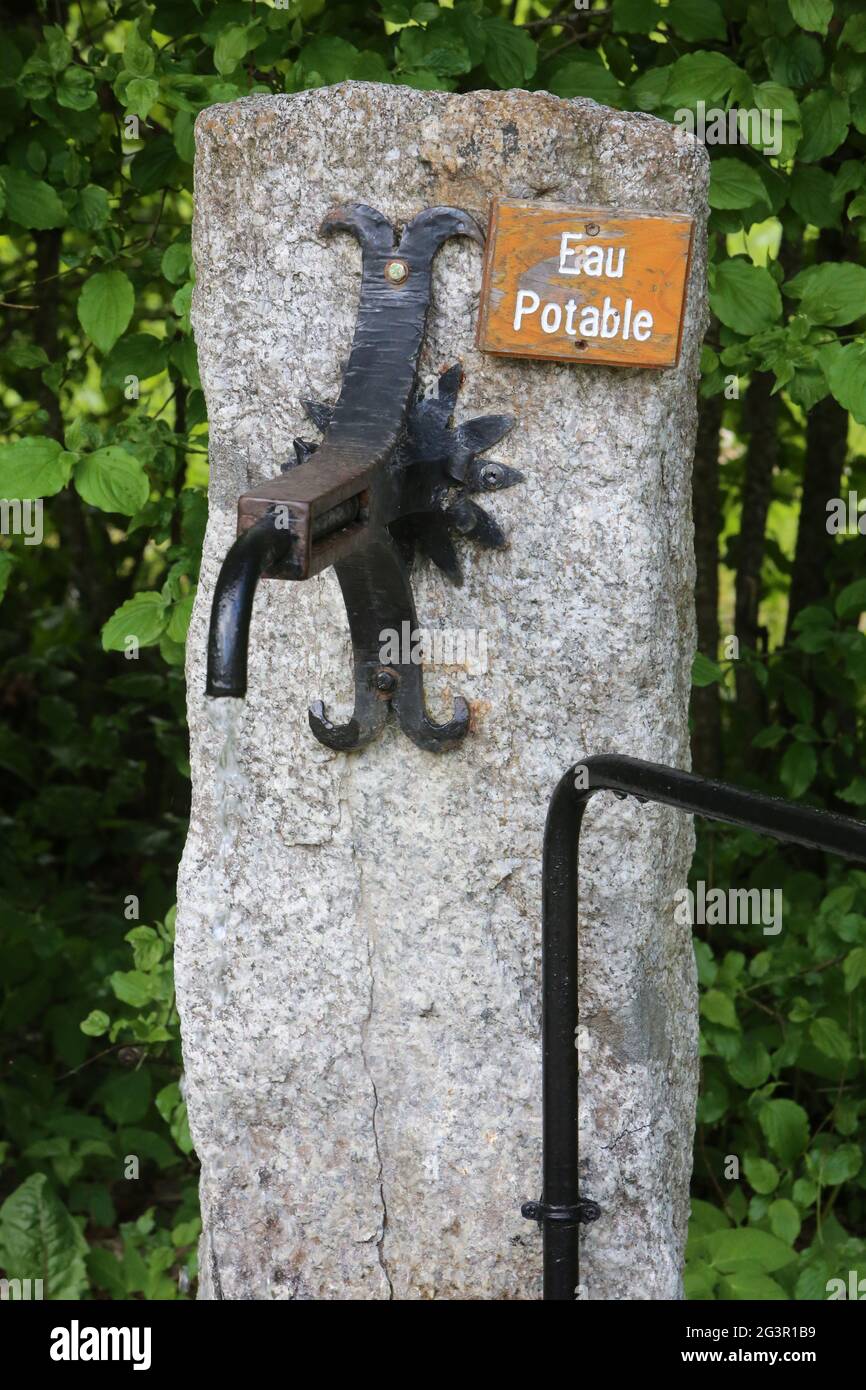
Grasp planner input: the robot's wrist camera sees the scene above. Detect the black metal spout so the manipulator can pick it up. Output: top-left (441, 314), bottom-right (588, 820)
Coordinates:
top-left (205, 513), bottom-right (298, 698)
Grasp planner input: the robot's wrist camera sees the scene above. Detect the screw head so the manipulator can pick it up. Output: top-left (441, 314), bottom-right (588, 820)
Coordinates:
top-left (375, 667), bottom-right (398, 694)
top-left (385, 259), bottom-right (409, 284)
top-left (585, 221), bottom-right (600, 236)
top-left (480, 462), bottom-right (504, 489)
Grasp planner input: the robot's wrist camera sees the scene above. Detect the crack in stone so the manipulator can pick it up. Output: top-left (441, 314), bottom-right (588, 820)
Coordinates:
top-left (210, 1231), bottom-right (224, 1300)
top-left (360, 927), bottom-right (394, 1300)
top-left (347, 765), bottom-right (394, 1300)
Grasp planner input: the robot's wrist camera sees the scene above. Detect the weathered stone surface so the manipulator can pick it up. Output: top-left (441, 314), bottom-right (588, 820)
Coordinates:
top-left (176, 81), bottom-right (709, 1301)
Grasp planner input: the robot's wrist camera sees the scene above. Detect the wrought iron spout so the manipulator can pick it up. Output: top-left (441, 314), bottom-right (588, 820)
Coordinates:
top-left (205, 512), bottom-right (299, 698)
top-left (205, 202), bottom-right (523, 753)
top-left (527, 753), bottom-right (866, 1301)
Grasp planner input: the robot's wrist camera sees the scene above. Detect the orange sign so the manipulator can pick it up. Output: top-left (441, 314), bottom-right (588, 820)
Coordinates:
top-left (477, 200), bottom-right (694, 369)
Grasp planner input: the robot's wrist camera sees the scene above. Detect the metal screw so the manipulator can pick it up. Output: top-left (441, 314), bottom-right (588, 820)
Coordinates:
top-left (385, 260), bottom-right (409, 284)
top-left (375, 667), bottom-right (398, 694)
top-left (585, 222), bottom-right (600, 235)
top-left (574, 339), bottom-right (588, 351)
top-left (480, 463), bottom-right (503, 489)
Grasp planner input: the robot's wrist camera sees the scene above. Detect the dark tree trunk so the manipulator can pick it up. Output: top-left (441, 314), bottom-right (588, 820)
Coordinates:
top-left (786, 227), bottom-right (850, 639)
top-left (691, 391), bottom-right (723, 778)
top-left (785, 394), bottom-right (848, 638)
top-left (733, 372), bottom-right (778, 759)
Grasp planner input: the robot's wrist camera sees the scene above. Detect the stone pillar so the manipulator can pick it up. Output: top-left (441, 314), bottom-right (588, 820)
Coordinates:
top-left (177, 82), bottom-right (708, 1301)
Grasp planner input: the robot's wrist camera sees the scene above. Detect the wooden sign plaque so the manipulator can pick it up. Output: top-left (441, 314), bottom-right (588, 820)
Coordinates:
top-left (477, 200), bottom-right (694, 369)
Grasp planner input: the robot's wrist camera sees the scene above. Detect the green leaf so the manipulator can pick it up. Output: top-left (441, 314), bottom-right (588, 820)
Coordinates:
top-left (667, 0), bottom-right (726, 43)
top-left (835, 577), bottom-right (866, 619)
top-left (101, 334), bottom-right (167, 390)
top-left (629, 66), bottom-right (672, 111)
top-left (780, 741), bottom-right (817, 797)
top-left (743, 1154), bottom-right (780, 1194)
top-left (792, 1178), bottom-right (817, 1208)
top-left (702, 1226), bottom-right (796, 1273)
top-left (689, 1198), bottom-right (730, 1236)
top-left (161, 241), bottom-right (192, 285)
top-left (549, 63), bottom-right (623, 107)
top-left (0, 438), bottom-right (73, 499)
top-left (820, 1143), bottom-right (862, 1184)
top-left (74, 447), bottom-right (150, 516)
top-left (692, 651), bottom-right (724, 686)
top-left (70, 184), bottom-right (111, 232)
top-left (0, 1174), bottom-right (88, 1297)
top-left (298, 36), bottom-right (360, 85)
top-left (796, 91), bottom-right (850, 162)
top-left (156, 1082), bottom-right (180, 1124)
top-left (789, 166), bottom-right (841, 229)
top-left (843, 946), bottom-right (866, 992)
top-left (80, 1009), bottom-right (110, 1037)
top-left (728, 1038), bottom-right (772, 1088)
top-left (482, 17), bottom-right (537, 89)
top-left (753, 82), bottom-right (801, 161)
top-left (709, 259), bottom-right (781, 335)
top-left (753, 724), bottom-right (787, 749)
top-left (709, 158), bottom-right (769, 211)
top-left (701, 989), bottom-right (739, 1029)
top-left (826, 342), bottom-right (866, 424)
top-left (785, 263), bottom-right (866, 326)
top-left (809, 1016), bottom-right (853, 1062)
top-left (612, 0), bottom-right (660, 32)
top-left (109, 968), bottom-right (156, 1008)
top-left (169, 337), bottom-right (200, 389)
top-left (788, 0), bottom-right (833, 35)
top-left (764, 33), bottom-right (824, 88)
top-left (841, 14), bottom-right (866, 51)
top-left (87, 1247), bottom-right (126, 1299)
top-left (662, 51), bottom-right (740, 108)
top-left (101, 593), bottom-right (169, 651)
top-left (124, 22), bottom-right (156, 77)
top-left (214, 24), bottom-right (253, 76)
top-left (683, 1261), bottom-right (717, 1299)
top-left (398, 25), bottom-right (472, 78)
top-left (99, 1068), bottom-right (152, 1124)
top-left (77, 270), bottom-right (135, 354)
top-left (130, 136), bottom-right (183, 195)
top-left (44, 23), bottom-right (72, 72)
top-left (718, 1271), bottom-right (788, 1299)
top-left (172, 281), bottom-right (193, 333)
top-left (0, 165), bottom-right (67, 228)
top-left (759, 1098), bottom-right (809, 1166)
top-left (166, 591), bottom-right (195, 644)
top-left (125, 77), bottom-right (160, 121)
top-left (56, 66), bottom-right (96, 111)
top-left (0, 551), bottom-right (14, 603)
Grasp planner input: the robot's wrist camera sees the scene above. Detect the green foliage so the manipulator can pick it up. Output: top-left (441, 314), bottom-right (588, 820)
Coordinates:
top-left (1, 0), bottom-right (865, 1301)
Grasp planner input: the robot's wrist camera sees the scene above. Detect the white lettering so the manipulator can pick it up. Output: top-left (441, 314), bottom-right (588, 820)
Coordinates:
top-left (513, 289), bottom-right (540, 330)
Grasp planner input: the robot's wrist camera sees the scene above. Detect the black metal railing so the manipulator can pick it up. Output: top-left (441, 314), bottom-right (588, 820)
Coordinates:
top-left (523, 754), bottom-right (866, 1301)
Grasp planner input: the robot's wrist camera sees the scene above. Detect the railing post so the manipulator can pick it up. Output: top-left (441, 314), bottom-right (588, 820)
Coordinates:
top-left (527, 755), bottom-right (866, 1301)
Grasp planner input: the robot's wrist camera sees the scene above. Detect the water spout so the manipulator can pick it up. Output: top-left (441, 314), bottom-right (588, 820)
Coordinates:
top-left (206, 513), bottom-right (297, 698)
